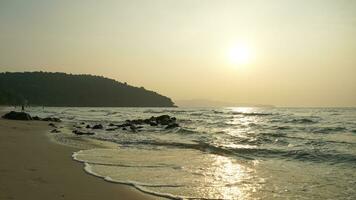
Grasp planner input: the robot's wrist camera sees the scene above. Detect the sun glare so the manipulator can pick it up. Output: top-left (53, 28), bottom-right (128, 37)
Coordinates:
top-left (228, 44), bottom-right (253, 66)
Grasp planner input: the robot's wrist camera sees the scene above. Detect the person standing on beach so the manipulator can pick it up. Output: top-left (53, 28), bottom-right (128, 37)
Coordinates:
top-left (21, 105), bottom-right (25, 112)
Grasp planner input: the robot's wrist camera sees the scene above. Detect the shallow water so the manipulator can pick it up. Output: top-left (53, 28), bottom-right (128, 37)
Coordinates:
top-left (18, 107), bottom-right (356, 199)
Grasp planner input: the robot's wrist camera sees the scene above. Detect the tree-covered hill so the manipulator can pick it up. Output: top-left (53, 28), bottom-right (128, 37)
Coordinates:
top-left (0, 72), bottom-right (176, 107)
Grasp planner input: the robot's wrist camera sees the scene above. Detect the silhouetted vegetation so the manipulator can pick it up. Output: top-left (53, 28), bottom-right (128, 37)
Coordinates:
top-left (0, 72), bottom-right (175, 107)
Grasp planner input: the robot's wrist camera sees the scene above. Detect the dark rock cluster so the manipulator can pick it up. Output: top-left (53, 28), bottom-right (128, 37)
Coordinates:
top-left (41, 117), bottom-right (61, 122)
top-left (92, 124), bottom-right (104, 129)
top-left (2, 111), bottom-right (61, 122)
top-left (2, 111), bottom-right (33, 120)
top-left (2, 111), bottom-right (180, 137)
top-left (72, 130), bottom-right (95, 135)
top-left (2, 111), bottom-right (63, 135)
top-left (71, 115), bottom-right (180, 135)
top-left (115, 115), bottom-right (179, 131)
top-left (51, 129), bottom-right (61, 133)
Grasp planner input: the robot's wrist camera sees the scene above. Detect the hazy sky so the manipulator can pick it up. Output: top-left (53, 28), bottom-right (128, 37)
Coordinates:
top-left (1, 0), bottom-right (355, 107)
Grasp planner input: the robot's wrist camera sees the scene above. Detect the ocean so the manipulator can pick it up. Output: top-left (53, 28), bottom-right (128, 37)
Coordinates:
top-left (17, 107), bottom-right (356, 199)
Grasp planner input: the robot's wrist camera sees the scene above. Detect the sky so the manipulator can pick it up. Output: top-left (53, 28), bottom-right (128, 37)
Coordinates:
top-left (0, 0), bottom-right (355, 107)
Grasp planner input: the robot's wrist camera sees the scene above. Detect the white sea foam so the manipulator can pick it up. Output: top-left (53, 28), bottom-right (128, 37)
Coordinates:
top-left (72, 148), bottom-right (259, 200)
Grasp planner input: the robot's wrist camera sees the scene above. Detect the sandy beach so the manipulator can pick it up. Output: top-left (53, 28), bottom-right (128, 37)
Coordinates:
top-left (0, 113), bottom-right (157, 200)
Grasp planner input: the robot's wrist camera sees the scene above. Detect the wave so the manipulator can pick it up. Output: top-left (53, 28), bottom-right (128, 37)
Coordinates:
top-left (269, 117), bottom-right (319, 124)
top-left (176, 128), bottom-right (199, 135)
top-left (116, 140), bottom-right (254, 160)
top-left (230, 147), bottom-right (356, 164)
top-left (115, 139), bottom-right (356, 164)
top-left (143, 110), bottom-right (165, 114)
top-left (289, 118), bottom-right (317, 124)
top-left (264, 133), bottom-right (356, 146)
top-left (312, 127), bottom-right (346, 134)
top-left (73, 149), bottom-right (246, 200)
top-left (270, 125), bottom-right (291, 130)
top-left (72, 159), bottom-right (184, 200)
top-left (213, 110), bottom-right (225, 114)
top-left (230, 112), bottom-right (273, 116)
top-left (189, 112), bottom-right (204, 116)
top-left (104, 111), bottom-right (121, 116)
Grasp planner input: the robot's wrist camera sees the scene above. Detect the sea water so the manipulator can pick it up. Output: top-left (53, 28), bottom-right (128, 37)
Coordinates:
top-left (18, 107), bottom-right (356, 199)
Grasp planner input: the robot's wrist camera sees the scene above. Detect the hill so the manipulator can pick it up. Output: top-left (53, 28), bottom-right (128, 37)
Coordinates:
top-left (0, 72), bottom-right (175, 107)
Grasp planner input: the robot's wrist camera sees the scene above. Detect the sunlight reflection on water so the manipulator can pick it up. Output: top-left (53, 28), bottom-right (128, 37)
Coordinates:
top-left (203, 155), bottom-right (263, 200)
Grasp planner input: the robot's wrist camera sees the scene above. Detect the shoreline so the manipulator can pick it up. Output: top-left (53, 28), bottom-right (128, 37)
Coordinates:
top-left (0, 115), bottom-right (158, 200)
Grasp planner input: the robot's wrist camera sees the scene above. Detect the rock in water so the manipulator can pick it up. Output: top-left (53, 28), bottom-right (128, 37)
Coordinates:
top-left (117, 115), bottom-right (179, 129)
top-left (49, 123), bottom-right (57, 128)
top-left (130, 124), bottom-right (137, 132)
top-left (92, 124), bottom-right (103, 129)
top-left (72, 130), bottom-right (95, 135)
top-left (149, 121), bottom-right (158, 126)
top-left (165, 123), bottom-right (179, 129)
top-left (51, 129), bottom-right (61, 133)
top-left (2, 111), bottom-right (33, 120)
top-left (32, 116), bottom-right (42, 120)
top-left (155, 115), bottom-right (171, 125)
top-left (42, 117), bottom-right (61, 122)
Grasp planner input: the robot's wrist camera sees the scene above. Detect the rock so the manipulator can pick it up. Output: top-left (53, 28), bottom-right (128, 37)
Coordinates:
top-left (133, 119), bottom-right (144, 124)
top-left (92, 124), bottom-right (103, 129)
top-left (129, 124), bottom-right (137, 132)
top-left (144, 118), bottom-right (151, 124)
top-left (108, 123), bottom-right (116, 126)
top-left (33, 116), bottom-right (42, 120)
top-left (86, 125), bottom-right (91, 129)
top-left (49, 123), bottom-right (57, 128)
top-left (165, 123), bottom-right (179, 129)
top-left (124, 119), bottom-right (144, 125)
top-left (73, 125), bottom-right (82, 129)
top-left (155, 115), bottom-right (174, 125)
top-left (156, 114), bottom-right (170, 121)
top-left (113, 115), bottom-right (179, 131)
top-left (2, 111), bottom-right (32, 120)
top-left (80, 122), bottom-right (85, 125)
top-left (116, 115), bottom-right (179, 129)
top-left (72, 130), bottom-right (95, 135)
top-left (51, 129), bottom-right (61, 133)
top-left (118, 122), bottom-right (131, 127)
top-left (42, 117), bottom-right (61, 122)
top-left (149, 121), bottom-right (158, 126)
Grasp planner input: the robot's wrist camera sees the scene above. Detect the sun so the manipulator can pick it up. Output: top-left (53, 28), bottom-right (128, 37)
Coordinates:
top-left (228, 43), bottom-right (253, 65)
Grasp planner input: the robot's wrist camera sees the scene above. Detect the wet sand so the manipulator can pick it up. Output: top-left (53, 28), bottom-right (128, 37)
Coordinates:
top-left (0, 116), bottom-right (157, 200)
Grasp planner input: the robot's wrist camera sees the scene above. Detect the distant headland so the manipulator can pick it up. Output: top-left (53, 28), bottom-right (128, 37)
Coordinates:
top-left (0, 72), bottom-right (176, 107)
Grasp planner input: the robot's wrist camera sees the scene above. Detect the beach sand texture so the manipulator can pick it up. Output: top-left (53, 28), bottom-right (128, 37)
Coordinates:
top-left (0, 117), bottom-right (157, 200)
